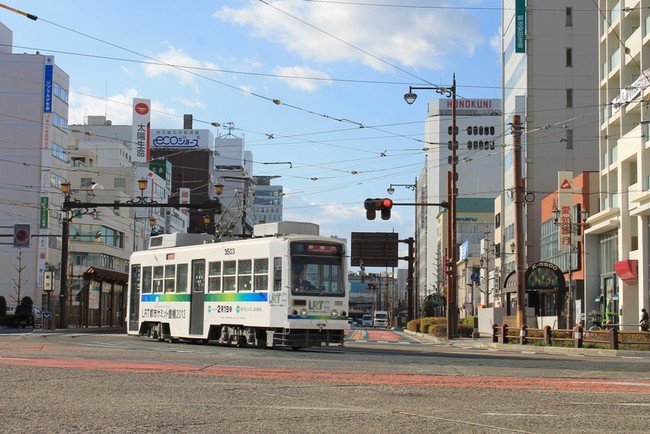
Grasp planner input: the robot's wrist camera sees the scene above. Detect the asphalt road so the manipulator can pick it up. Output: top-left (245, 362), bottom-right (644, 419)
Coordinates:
top-left (1, 330), bottom-right (649, 433)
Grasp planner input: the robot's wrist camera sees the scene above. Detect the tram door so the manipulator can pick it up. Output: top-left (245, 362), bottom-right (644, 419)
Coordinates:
top-left (128, 265), bottom-right (140, 333)
top-left (190, 259), bottom-right (205, 335)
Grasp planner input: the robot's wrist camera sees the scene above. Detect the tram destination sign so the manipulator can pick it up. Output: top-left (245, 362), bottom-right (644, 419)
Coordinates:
top-left (350, 232), bottom-right (399, 268)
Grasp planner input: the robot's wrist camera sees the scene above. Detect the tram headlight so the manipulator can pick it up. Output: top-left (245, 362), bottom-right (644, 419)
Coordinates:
top-left (330, 309), bottom-right (338, 318)
top-left (292, 309), bottom-right (298, 315)
top-left (300, 308), bottom-right (309, 317)
top-left (341, 311), bottom-right (347, 317)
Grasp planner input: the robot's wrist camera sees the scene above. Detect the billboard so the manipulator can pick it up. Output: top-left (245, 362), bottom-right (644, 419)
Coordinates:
top-left (151, 129), bottom-right (211, 150)
top-left (131, 98), bottom-right (151, 163)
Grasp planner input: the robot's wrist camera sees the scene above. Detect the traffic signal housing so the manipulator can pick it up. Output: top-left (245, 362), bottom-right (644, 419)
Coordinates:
top-left (364, 198), bottom-right (393, 220)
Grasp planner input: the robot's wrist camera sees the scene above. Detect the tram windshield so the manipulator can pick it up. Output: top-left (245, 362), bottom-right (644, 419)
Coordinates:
top-left (291, 255), bottom-right (344, 296)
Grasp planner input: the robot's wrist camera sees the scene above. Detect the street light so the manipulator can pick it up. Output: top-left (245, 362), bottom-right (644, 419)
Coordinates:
top-left (59, 181), bottom-right (96, 329)
top-left (387, 179), bottom-right (418, 319)
top-left (404, 76), bottom-right (458, 339)
top-left (552, 205), bottom-right (589, 328)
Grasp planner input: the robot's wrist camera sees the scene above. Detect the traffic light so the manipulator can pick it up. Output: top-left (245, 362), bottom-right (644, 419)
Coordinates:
top-left (364, 198), bottom-right (380, 220)
top-left (380, 198), bottom-right (393, 220)
top-left (364, 198), bottom-right (393, 220)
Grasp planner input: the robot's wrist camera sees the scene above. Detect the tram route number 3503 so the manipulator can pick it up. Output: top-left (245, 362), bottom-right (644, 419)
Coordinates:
top-left (224, 248), bottom-right (236, 255)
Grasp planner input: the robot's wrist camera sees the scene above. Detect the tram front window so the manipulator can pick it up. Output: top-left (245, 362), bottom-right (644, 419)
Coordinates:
top-left (291, 258), bottom-right (343, 296)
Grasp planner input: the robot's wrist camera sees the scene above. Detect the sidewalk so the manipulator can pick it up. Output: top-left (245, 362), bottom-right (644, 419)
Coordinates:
top-left (0, 325), bottom-right (125, 334)
top-left (403, 329), bottom-right (649, 358)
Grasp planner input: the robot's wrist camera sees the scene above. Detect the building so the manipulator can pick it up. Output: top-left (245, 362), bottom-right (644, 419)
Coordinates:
top-left (250, 176), bottom-right (283, 224)
top-left (0, 23), bottom-right (70, 309)
top-left (416, 98), bottom-right (502, 315)
top-left (149, 119), bottom-right (217, 235)
top-left (539, 171), bottom-right (598, 328)
top-left (500, 1), bottom-right (600, 312)
top-left (591, 0), bottom-right (650, 328)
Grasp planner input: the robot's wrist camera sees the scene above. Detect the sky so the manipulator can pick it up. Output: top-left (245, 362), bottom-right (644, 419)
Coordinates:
top-left (0, 0), bottom-right (502, 261)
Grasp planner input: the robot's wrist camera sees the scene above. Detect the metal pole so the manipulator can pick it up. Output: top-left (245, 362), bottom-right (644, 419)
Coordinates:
top-left (59, 207), bottom-right (69, 329)
top-left (568, 224), bottom-right (574, 328)
top-left (448, 75), bottom-right (458, 338)
top-left (513, 114), bottom-right (526, 329)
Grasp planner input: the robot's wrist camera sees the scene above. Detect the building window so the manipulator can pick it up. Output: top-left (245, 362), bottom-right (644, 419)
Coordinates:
top-left (566, 48), bottom-right (573, 67)
top-left (566, 88), bottom-right (573, 108)
top-left (566, 7), bottom-right (572, 26)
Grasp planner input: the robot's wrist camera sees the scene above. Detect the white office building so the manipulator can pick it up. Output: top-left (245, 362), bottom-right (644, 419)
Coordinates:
top-left (500, 1), bottom-right (599, 316)
top-left (417, 98), bottom-right (502, 305)
top-left (0, 23), bottom-right (70, 308)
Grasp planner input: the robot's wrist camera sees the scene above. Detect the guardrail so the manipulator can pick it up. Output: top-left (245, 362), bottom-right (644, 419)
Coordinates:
top-left (491, 323), bottom-right (650, 351)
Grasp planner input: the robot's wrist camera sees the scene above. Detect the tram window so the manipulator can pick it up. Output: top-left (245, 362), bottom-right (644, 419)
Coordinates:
top-left (176, 264), bottom-right (188, 293)
top-left (223, 260), bottom-right (236, 291)
top-left (238, 259), bottom-right (252, 291)
top-left (254, 258), bottom-right (269, 291)
top-left (208, 261), bottom-right (221, 292)
top-left (153, 266), bottom-right (164, 293)
top-left (142, 266), bottom-right (152, 294)
top-left (273, 257), bottom-right (282, 291)
top-left (165, 265), bottom-right (175, 292)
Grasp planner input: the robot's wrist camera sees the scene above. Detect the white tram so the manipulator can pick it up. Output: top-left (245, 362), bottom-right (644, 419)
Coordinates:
top-left (126, 222), bottom-right (349, 349)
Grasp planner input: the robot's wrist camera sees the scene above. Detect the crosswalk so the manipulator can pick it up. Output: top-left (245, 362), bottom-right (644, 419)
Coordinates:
top-left (345, 328), bottom-right (423, 345)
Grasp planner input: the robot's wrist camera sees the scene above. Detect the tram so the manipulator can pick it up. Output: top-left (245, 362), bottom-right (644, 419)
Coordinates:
top-left (126, 222), bottom-right (349, 349)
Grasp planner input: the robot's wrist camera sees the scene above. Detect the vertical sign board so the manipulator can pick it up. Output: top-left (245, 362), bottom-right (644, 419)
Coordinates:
top-left (131, 98), bottom-right (151, 163)
top-left (43, 58), bottom-right (53, 113)
top-left (557, 171), bottom-right (574, 252)
top-left (39, 197), bottom-right (49, 229)
top-left (515, 0), bottom-right (526, 53)
top-left (179, 187), bottom-right (191, 216)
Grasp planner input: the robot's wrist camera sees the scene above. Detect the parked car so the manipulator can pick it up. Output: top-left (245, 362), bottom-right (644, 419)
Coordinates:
top-left (361, 314), bottom-right (373, 327)
top-left (13, 305), bottom-right (43, 329)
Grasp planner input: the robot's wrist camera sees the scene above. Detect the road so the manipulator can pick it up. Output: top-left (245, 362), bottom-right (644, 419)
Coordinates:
top-left (0, 329), bottom-right (648, 433)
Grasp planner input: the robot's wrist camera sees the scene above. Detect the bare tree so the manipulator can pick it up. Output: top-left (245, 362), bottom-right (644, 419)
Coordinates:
top-left (11, 251), bottom-right (26, 306)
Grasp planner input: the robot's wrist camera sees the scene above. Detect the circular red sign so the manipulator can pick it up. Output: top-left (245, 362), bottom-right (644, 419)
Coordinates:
top-left (15, 229), bottom-right (29, 243)
top-left (135, 102), bottom-right (149, 115)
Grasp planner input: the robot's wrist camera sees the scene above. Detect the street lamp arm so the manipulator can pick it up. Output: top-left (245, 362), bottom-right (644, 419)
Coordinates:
top-left (405, 85), bottom-right (454, 103)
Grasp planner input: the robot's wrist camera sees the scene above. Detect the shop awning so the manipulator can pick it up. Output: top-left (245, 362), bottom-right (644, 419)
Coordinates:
top-left (613, 259), bottom-right (638, 283)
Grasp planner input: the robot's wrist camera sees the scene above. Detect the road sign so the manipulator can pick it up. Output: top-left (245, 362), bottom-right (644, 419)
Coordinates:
top-left (42, 312), bottom-right (51, 320)
top-left (13, 224), bottom-right (30, 248)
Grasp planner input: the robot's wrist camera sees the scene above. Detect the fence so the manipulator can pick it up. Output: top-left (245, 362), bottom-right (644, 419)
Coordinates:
top-left (491, 323), bottom-right (650, 351)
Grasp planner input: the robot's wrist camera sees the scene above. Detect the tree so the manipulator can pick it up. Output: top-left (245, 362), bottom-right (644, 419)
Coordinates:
top-left (11, 251), bottom-right (26, 307)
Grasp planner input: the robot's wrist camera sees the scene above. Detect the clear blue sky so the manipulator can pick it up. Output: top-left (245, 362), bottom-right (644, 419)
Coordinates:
top-left (0, 1), bottom-right (502, 258)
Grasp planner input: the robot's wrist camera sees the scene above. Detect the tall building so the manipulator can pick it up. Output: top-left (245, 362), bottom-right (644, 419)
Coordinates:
top-left (417, 98), bottom-right (502, 308)
top-left (500, 2), bottom-right (599, 312)
top-left (593, 0), bottom-right (650, 328)
top-left (0, 23), bottom-right (70, 308)
top-left (250, 176), bottom-right (283, 224)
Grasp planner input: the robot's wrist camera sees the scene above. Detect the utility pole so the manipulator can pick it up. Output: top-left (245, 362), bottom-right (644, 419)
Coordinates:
top-left (512, 114), bottom-right (526, 328)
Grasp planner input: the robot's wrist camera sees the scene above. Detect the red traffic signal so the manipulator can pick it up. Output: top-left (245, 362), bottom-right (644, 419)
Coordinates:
top-left (364, 198), bottom-right (393, 220)
top-left (380, 198), bottom-right (393, 220)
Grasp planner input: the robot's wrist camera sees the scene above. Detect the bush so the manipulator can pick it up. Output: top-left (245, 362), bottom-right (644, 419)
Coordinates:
top-left (426, 323), bottom-right (474, 338)
top-left (406, 319), bottom-right (420, 332)
top-left (460, 316), bottom-right (475, 326)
